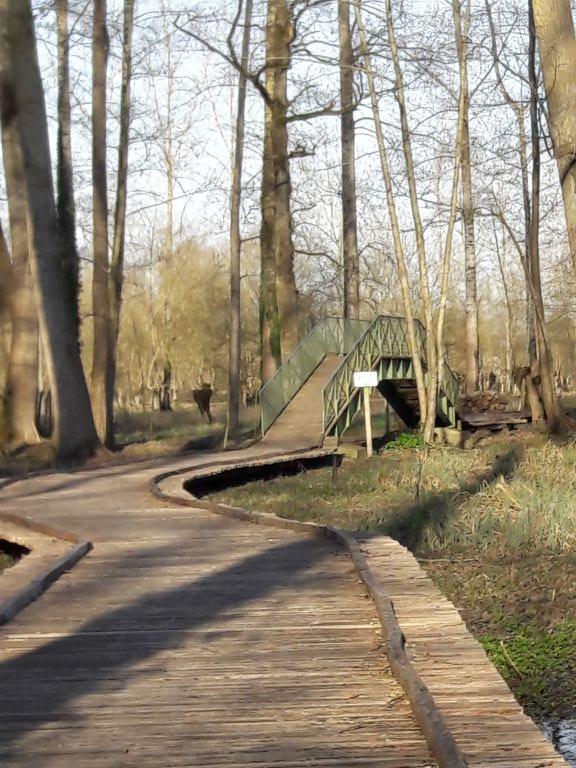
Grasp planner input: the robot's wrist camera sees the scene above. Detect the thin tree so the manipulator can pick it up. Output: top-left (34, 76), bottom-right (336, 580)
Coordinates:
top-left (108, 0), bottom-right (136, 443)
top-left (91, 0), bottom-right (111, 444)
top-left (161, 0), bottom-right (175, 258)
top-left (452, 0), bottom-right (479, 393)
top-left (485, 0), bottom-right (536, 363)
top-left (436, 68), bottom-right (467, 388)
top-left (385, 0), bottom-right (439, 442)
top-left (493, 219), bottom-right (514, 392)
top-left (354, 0), bottom-right (428, 431)
top-left (228, 0), bottom-right (253, 436)
top-left (531, 0), bottom-right (576, 272)
top-left (0, 0), bottom-right (98, 459)
top-left (339, 0), bottom-right (360, 319)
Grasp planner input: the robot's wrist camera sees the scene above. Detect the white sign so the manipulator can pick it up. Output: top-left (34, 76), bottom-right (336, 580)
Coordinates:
top-left (353, 371), bottom-right (378, 388)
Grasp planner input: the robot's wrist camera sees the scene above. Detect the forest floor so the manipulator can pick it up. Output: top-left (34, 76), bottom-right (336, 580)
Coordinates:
top-left (211, 426), bottom-right (576, 723)
top-left (0, 404), bottom-right (260, 479)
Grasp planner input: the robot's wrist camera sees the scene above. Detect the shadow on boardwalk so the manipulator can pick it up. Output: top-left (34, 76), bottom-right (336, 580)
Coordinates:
top-left (0, 536), bottom-right (332, 760)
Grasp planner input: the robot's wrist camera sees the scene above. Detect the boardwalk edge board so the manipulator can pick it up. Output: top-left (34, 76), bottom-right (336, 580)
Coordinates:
top-left (151, 450), bottom-right (469, 768)
top-left (0, 512), bottom-right (92, 626)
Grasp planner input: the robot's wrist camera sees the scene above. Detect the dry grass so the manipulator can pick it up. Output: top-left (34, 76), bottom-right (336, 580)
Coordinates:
top-left (213, 434), bottom-right (576, 555)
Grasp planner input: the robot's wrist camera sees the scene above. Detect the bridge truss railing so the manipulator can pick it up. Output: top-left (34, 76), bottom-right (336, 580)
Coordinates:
top-left (322, 315), bottom-right (425, 435)
top-left (259, 317), bottom-right (369, 435)
top-left (322, 315), bottom-right (459, 436)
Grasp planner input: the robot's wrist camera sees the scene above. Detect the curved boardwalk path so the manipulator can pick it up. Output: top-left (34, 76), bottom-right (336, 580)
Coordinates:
top-left (0, 448), bottom-right (435, 768)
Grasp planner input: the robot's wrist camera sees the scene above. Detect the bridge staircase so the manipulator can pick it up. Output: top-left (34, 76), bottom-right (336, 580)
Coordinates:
top-left (259, 315), bottom-right (460, 450)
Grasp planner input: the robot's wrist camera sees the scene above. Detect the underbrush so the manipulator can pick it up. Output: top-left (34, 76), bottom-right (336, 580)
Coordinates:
top-left (213, 436), bottom-right (576, 554)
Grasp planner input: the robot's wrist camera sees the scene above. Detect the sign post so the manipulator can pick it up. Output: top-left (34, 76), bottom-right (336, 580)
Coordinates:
top-left (353, 371), bottom-right (378, 457)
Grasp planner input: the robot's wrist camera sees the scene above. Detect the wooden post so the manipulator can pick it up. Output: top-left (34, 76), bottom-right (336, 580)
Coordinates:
top-left (363, 386), bottom-right (373, 457)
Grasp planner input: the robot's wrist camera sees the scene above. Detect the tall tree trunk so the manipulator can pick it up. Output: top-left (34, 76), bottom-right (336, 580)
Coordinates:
top-left (0, 88), bottom-right (39, 445)
top-left (161, 0), bottom-right (174, 258)
top-left (91, 0), bottom-right (111, 445)
top-left (339, 0), bottom-right (360, 319)
top-left (261, 0), bottom-right (298, 371)
top-left (485, 0), bottom-right (535, 363)
top-left (355, 0), bottom-right (428, 428)
top-left (0, 0), bottom-right (98, 459)
top-left (0, 221), bottom-right (10, 359)
top-left (531, 0), bottom-right (576, 272)
top-left (436, 64), bottom-right (467, 388)
top-left (528, 2), bottom-right (563, 427)
top-left (385, 0), bottom-right (438, 442)
top-left (228, 0), bottom-right (253, 435)
top-left (494, 220), bottom-right (514, 392)
top-left (0, 222), bottom-right (10, 441)
top-left (453, 0), bottom-right (479, 394)
top-left (56, 0), bottom-right (80, 333)
top-left (109, 0), bottom-right (135, 446)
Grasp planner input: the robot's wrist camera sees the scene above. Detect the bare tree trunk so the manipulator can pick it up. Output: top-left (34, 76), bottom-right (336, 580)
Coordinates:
top-left (436, 66), bottom-right (467, 387)
top-left (0, 222), bottom-right (10, 359)
top-left (532, 0), bottom-right (576, 271)
top-left (91, 0), bottom-right (111, 445)
top-left (355, 0), bottom-right (428, 428)
top-left (339, 0), bottom-right (360, 320)
top-left (161, 0), bottom-right (174, 257)
top-left (228, 0), bottom-right (253, 435)
top-left (385, 0), bottom-right (438, 442)
top-left (0, 0), bottom-right (98, 459)
top-left (0, 222), bottom-right (10, 442)
top-left (485, 0), bottom-right (535, 362)
top-left (528, 2), bottom-right (563, 427)
top-left (1, 88), bottom-right (39, 445)
top-left (494, 220), bottom-right (514, 392)
top-left (453, 0), bottom-right (479, 394)
top-left (56, 0), bottom-right (80, 333)
top-left (261, 0), bottom-right (298, 370)
top-left (108, 0), bottom-right (135, 446)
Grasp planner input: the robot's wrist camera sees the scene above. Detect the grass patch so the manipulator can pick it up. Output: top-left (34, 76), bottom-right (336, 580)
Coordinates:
top-left (114, 405), bottom-right (259, 456)
top-left (211, 432), bottom-right (576, 718)
top-left (0, 406), bottom-right (260, 478)
top-left (480, 623), bottom-right (576, 718)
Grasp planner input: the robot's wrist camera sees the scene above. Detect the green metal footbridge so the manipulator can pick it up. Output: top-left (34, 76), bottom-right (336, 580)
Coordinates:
top-left (259, 315), bottom-right (460, 449)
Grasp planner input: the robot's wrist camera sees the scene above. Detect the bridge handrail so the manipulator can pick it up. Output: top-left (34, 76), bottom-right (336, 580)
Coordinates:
top-left (322, 315), bottom-right (427, 433)
top-left (442, 360), bottom-right (460, 409)
top-left (259, 317), bottom-right (369, 435)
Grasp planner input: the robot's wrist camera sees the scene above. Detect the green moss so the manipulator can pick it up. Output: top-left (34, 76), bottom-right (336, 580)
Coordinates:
top-left (384, 431), bottom-right (424, 449)
top-left (480, 622), bottom-right (576, 718)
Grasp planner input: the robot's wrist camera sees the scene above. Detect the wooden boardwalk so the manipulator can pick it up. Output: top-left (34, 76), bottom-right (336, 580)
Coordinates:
top-left (261, 355), bottom-right (343, 451)
top-left (159, 451), bottom-right (570, 768)
top-left (357, 536), bottom-right (567, 768)
top-left (0, 451), bottom-right (436, 767)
